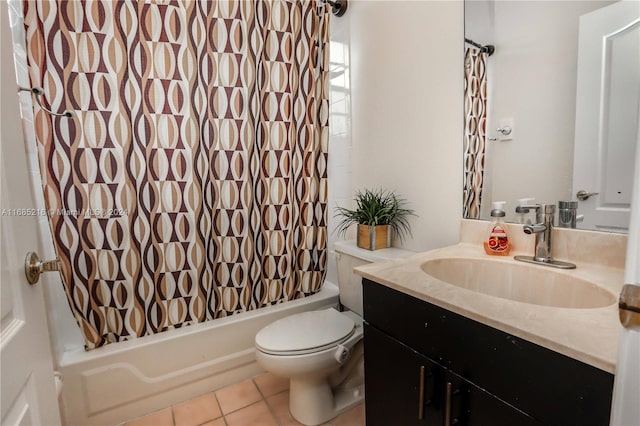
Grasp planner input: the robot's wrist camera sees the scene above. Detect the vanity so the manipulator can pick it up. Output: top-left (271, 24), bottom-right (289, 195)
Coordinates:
top-left (356, 220), bottom-right (626, 426)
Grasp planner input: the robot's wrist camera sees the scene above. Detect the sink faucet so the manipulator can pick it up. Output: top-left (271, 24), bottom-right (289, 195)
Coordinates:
top-left (514, 203), bottom-right (576, 269)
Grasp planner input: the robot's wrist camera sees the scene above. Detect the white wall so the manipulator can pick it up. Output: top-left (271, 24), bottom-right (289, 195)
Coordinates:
top-left (348, 0), bottom-right (464, 252)
top-left (468, 1), bottom-right (613, 221)
top-left (465, 0), bottom-right (495, 44)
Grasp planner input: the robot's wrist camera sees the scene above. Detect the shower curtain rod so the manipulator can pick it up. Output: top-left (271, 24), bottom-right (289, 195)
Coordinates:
top-left (322, 0), bottom-right (347, 17)
top-left (465, 38), bottom-right (495, 56)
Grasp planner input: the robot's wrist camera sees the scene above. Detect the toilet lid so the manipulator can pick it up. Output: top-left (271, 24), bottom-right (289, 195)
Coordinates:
top-left (255, 308), bottom-right (355, 355)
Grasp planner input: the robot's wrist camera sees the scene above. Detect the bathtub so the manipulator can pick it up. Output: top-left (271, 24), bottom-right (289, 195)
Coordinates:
top-left (57, 282), bottom-right (339, 426)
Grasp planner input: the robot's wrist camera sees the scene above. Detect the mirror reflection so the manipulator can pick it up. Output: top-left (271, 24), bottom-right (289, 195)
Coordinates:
top-left (463, 0), bottom-right (640, 233)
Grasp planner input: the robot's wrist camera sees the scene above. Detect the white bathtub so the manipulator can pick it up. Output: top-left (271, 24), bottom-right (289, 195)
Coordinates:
top-left (57, 282), bottom-right (339, 426)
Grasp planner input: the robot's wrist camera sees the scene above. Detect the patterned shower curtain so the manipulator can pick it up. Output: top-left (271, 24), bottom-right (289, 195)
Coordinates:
top-left (463, 47), bottom-right (487, 219)
top-left (23, 0), bottom-right (330, 350)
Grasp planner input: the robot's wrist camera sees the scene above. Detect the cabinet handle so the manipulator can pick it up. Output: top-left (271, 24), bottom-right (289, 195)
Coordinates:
top-left (444, 382), bottom-right (453, 426)
top-left (418, 366), bottom-right (426, 420)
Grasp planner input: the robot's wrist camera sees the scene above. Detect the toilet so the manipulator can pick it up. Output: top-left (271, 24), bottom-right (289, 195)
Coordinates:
top-left (255, 240), bottom-right (413, 426)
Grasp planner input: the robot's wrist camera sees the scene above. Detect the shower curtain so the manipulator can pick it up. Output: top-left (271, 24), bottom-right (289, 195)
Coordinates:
top-left (23, 0), bottom-right (330, 350)
top-left (463, 47), bottom-right (487, 219)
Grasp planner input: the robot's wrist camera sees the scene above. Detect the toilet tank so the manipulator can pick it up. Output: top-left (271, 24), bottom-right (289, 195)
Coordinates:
top-left (334, 240), bottom-right (414, 316)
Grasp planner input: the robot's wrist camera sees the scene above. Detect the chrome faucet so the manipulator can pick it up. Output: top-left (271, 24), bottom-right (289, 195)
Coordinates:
top-left (514, 204), bottom-right (576, 269)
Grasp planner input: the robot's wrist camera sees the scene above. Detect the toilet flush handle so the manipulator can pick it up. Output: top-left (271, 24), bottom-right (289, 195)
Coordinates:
top-left (334, 345), bottom-right (349, 364)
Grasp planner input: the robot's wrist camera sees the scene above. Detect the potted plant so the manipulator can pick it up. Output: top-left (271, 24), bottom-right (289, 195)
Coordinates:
top-left (335, 189), bottom-right (416, 250)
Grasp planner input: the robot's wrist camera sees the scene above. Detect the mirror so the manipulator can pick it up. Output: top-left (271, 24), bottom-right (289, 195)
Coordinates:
top-left (463, 0), bottom-right (640, 233)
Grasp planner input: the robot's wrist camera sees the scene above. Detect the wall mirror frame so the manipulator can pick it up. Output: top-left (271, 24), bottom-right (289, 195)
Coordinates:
top-left (463, 0), bottom-right (640, 233)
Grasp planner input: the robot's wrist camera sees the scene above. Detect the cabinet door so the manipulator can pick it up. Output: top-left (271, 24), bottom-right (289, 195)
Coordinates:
top-left (444, 371), bottom-right (539, 426)
top-left (364, 324), bottom-right (444, 426)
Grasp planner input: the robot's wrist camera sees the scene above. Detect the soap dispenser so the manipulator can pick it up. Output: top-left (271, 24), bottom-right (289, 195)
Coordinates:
top-left (484, 201), bottom-right (512, 256)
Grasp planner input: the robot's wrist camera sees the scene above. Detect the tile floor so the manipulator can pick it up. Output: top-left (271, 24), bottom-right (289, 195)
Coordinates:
top-left (121, 372), bottom-right (365, 426)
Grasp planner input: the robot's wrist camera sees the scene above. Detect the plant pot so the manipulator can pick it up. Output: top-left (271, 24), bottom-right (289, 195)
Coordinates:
top-left (357, 224), bottom-right (392, 250)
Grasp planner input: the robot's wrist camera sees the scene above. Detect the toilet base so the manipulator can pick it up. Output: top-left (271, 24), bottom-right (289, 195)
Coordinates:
top-left (254, 310), bottom-right (365, 426)
top-left (288, 346), bottom-right (365, 426)
top-left (288, 377), bottom-right (364, 426)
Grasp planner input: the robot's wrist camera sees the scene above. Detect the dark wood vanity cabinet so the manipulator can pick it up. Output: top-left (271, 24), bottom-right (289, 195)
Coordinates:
top-left (362, 279), bottom-right (614, 426)
top-left (365, 324), bottom-right (538, 426)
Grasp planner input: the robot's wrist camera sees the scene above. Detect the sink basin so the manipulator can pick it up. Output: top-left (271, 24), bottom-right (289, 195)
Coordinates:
top-left (420, 258), bottom-right (616, 309)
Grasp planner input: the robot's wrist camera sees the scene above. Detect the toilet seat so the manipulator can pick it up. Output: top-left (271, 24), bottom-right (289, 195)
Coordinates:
top-left (255, 308), bottom-right (355, 356)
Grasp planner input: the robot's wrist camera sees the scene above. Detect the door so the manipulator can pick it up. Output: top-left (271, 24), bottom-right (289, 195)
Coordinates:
top-left (0, 3), bottom-right (61, 425)
top-left (610, 99), bottom-right (640, 425)
top-left (572, 0), bottom-right (640, 232)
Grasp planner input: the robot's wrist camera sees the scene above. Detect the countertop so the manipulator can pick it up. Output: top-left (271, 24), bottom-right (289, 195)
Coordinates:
top-left (354, 241), bottom-right (625, 374)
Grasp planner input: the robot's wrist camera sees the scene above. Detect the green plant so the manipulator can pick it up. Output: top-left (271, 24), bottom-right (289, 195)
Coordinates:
top-left (335, 189), bottom-right (416, 241)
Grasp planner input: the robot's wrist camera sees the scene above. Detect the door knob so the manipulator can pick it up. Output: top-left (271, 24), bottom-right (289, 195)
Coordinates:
top-left (576, 190), bottom-right (599, 201)
top-left (24, 252), bottom-right (61, 285)
top-left (619, 284), bottom-right (640, 330)
top-left (496, 126), bottom-right (512, 136)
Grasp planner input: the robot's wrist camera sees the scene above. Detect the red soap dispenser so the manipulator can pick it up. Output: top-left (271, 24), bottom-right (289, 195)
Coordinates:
top-left (484, 201), bottom-right (512, 256)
